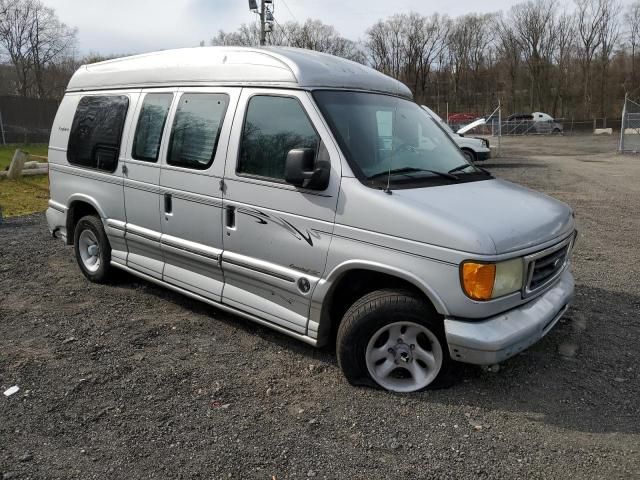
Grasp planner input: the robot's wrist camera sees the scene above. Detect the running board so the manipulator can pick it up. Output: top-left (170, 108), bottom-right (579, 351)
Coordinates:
top-left (110, 261), bottom-right (318, 347)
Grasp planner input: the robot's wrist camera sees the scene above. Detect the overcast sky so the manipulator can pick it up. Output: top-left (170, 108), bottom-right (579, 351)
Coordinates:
top-left (43, 0), bottom-right (631, 56)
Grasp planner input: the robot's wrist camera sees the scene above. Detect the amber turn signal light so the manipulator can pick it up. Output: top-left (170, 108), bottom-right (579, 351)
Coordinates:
top-left (461, 262), bottom-right (496, 301)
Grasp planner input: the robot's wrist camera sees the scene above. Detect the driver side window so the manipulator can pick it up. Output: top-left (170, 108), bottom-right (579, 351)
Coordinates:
top-left (238, 95), bottom-right (319, 181)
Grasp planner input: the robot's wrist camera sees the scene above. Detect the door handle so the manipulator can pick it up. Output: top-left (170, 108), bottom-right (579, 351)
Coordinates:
top-left (164, 193), bottom-right (172, 215)
top-left (226, 206), bottom-right (236, 229)
top-left (122, 164), bottom-right (128, 176)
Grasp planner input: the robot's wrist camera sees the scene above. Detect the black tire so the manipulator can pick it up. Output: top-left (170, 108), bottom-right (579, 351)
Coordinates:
top-left (73, 215), bottom-right (113, 283)
top-left (462, 148), bottom-right (476, 162)
top-left (336, 289), bottom-right (452, 392)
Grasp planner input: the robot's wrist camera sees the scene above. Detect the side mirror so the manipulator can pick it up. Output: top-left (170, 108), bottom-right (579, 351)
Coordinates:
top-left (284, 148), bottom-right (329, 190)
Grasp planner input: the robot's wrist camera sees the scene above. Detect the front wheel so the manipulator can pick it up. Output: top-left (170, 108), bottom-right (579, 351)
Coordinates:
top-left (73, 215), bottom-right (113, 283)
top-left (336, 289), bottom-right (451, 392)
top-left (462, 149), bottom-right (476, 163)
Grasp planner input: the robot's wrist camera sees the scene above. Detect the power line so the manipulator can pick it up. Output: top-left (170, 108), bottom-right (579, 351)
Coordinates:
top-left (280, 0), bottom-right (299, 24)
top-left (248, 0), bottom-right (296, 46)
top-left (272, 15), bottom-right (294, 46)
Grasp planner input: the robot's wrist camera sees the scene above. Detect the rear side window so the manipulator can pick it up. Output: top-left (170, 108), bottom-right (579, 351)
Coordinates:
top-left (167, 93), bottom-right (229, 170)
top-left (238, 95), bottom-right (319, 180)
top-left (132, 93), bottom-right (173, 162)
top-left (67, 95), bottom-right (129, 172)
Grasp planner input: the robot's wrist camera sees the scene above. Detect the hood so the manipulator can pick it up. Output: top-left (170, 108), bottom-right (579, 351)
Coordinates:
top-left (457, 118), bottom-right (486, 134)
top-left (339, 178), bottom-right (574, 256)
top-left (455, 136), bottom-right (485, 148)
top-left (391, 179), bottom-right (574, 254)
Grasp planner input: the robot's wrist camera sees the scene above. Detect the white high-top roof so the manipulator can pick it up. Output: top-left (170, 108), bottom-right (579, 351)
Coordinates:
top-left (66, 46), bottom-right (413, 99)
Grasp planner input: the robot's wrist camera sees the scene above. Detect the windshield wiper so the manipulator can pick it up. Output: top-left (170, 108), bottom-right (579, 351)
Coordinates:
top-left (448, 163), bottom-right (492, 176)
top-left (448, 163), bottom-right (474, 174)
top-left (369, 167), bottom-right (459, 181)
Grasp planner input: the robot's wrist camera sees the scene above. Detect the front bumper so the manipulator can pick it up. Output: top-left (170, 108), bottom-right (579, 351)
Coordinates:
top-left (475, 150), bottom-right (491, 161)
top-left (444, 269), bottom-right (574, 365)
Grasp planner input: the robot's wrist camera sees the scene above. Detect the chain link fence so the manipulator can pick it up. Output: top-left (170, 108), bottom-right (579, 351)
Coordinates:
top-left (619, 96), bottom-right (640, 154)
top-left (0, 95), bottom-right (57, 145)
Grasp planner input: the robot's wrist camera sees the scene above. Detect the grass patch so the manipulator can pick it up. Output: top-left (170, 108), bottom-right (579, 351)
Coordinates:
top-left (0, 143), bottom-right (48, 171)
top-left (0, 176), bottom-right (49, 218)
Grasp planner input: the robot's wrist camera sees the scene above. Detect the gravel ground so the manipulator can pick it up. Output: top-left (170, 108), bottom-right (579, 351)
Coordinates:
top-left (1, 135), bottom-right (639, 479)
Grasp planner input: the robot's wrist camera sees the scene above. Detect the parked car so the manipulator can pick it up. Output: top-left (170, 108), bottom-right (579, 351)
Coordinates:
top-left (47, 47), bottom-right (576, 392)
top-left (422, 106), bottom-right (491, 162)
top-left (506, 112), bottom-right (563, 134)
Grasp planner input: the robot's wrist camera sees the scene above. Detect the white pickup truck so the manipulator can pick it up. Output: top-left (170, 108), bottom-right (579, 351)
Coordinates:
top-left (422, 106), bottom-right (491, 162)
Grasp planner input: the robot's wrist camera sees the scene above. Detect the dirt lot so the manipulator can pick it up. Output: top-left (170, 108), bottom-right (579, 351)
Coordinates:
top-left (1, 135), bottom-right (639, 479)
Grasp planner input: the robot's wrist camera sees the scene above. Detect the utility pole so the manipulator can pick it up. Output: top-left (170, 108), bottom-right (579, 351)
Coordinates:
top-left (249, 0), bottom-right (273, 46)
top-left (259, 0), bottom-right (266, 46)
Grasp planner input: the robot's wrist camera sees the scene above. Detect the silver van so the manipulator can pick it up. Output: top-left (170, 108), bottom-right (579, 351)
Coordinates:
top-left (46, 47), bottom-right (576, 393)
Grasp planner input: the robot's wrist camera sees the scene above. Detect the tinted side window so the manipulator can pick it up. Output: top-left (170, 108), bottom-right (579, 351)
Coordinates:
top-left (167, 93), bottom-right (229, 170)
top-left (238, 95), bottom-right (319, 180)
top-left (67, 95), bottom-right (129, 171)
top-left (132, 93), bottom-right (173, 162)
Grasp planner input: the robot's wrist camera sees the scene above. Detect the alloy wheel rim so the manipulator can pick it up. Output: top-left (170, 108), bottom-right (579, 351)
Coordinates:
top-left (365, 321), bottom-right (443, 392)
top-left (78, 229), bottom-right (101, 273)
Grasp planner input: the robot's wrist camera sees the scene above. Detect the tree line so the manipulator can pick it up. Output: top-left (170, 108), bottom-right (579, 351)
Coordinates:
top-left (0, 0), bottom-right (638, 120)
top-left (0, 0), bottom-right (77, 99)
top-left (209, 0), bottom-right (639, 119)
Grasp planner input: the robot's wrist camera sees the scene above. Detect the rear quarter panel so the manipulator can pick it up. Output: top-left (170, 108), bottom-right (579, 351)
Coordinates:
top-left (47, 91), bottom-right (140, 261)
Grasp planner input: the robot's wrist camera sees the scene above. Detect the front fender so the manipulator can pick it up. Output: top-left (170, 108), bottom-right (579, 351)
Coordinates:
top-left (308, 257), bottom-right (453, 346)
top-left (317, 259), bottom-right (449, 315)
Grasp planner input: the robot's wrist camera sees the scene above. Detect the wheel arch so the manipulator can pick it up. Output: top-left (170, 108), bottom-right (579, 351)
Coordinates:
top-left (461, 147), bottom-right (477, 161)
top-left (312, 260), bottom-right (449, 347)
top-left (65, 194), bottom-right (105, 246)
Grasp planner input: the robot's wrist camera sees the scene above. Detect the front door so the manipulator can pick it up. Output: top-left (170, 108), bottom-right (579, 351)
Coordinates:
top-left (159, 88), bottom-right (240, 302)
top-left (221, 89), bottom-right (342, 334)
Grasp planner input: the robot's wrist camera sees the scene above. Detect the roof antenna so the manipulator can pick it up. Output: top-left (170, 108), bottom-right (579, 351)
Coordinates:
top-left (383, 164), bottom-right (392, 195)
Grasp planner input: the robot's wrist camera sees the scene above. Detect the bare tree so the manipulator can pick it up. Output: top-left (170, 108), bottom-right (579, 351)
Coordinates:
top-left (209, 19), bottom-right (363, 63)
top-left (551, 12), bottom-right (577, 117)
top-left (209, 24), bottom-right (261, 47)
top-left (0, 0), bottom-right (76, 98)
top-left (366, 12), bottom-right (449, 101)
top-left (366, 15), bottom-right (405, 78)
top-left (596, 0), bottom-right (620, 116)
top-left (496, 15), bottom-right (522, 113)
top-left (28, 3), bottom-right (77, 98)
top-left (624, 1), bottom-right (640, 88)
top-left (0, 0), bottom-right (35, 96)
top-left (508, 0), bottom-right (558, 112)
top-left (447, 13), bottom-right (496, 111)
top-left (575, 0), bottom-right (610, 115)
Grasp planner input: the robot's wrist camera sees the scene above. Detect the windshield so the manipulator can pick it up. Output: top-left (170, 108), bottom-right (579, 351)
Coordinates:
top-left (313, 91), bottom-right (487, 188)
top-left (422, 105), bottom-right (455, 135)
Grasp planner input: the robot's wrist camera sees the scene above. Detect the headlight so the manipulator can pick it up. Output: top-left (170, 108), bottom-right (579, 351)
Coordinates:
top-left (461, 258), bottom-right (524, 301)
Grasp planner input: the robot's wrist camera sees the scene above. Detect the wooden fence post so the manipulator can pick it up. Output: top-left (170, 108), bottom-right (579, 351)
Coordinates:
top-left (7, 149), bottom-right (28, 179)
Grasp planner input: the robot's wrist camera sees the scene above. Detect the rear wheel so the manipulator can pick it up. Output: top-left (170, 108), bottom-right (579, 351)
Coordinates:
top-left (336, 289), bottom-right (451, 392)
top-left (462, 148), bottom-right (476, 163)
top-left (73, 215), bottom-right (113, 283)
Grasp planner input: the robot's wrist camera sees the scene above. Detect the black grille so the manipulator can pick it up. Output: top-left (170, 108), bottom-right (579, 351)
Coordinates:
top-left (528, 245), bottom-right (569, 291)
